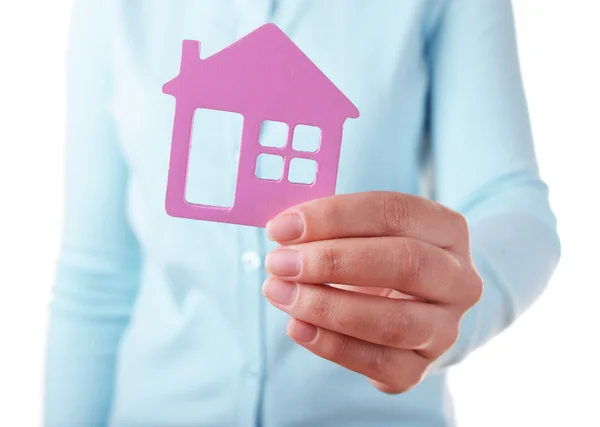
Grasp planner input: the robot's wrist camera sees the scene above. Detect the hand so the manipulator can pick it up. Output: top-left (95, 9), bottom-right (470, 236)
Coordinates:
top-left (262, 192), bottom-right (483, 394)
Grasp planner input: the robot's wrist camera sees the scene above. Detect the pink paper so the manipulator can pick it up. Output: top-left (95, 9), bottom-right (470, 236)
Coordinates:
top-left (163, 23), bottom-right (359, 227)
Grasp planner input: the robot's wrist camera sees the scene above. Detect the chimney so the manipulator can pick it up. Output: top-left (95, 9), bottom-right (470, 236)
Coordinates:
top-left (180, 40), bottom-right (201, 72)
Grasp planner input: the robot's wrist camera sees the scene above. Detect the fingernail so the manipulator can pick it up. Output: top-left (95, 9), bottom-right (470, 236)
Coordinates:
top-left (267, 214), bottom-right (305, 242)
top-left (287, 319), bottom-right (318, 342)
top-left (262, 278), bottom-right (298, 306)
top-left (265, 249), bottom-right (301, 277)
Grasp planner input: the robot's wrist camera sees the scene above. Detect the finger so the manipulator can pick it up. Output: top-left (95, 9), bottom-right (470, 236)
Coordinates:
top-left (266, 191), bottom-right (469, 252)
top-left (263, 277), bottom-right (456, 357)
top-left (328, 283), bottom-right (417, 299)
top-left (286, 318), bottom-right (429, 393)
top-left (265, 236), bottom-right (467, 304)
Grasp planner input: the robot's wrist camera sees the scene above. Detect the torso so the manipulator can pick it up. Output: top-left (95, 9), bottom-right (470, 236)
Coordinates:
top-left (106, 1), bottom-right (453, 426)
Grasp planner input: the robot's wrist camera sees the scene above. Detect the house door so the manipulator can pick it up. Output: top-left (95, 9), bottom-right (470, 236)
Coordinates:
top-left (185, 108), bottom-right (244, 208)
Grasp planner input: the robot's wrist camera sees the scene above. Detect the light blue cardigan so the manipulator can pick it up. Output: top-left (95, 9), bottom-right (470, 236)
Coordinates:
top-left (45, 1), bottom-right (560, 426)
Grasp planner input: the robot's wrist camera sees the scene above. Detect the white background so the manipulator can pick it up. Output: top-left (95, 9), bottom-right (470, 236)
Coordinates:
top-left (0, 1), bottom-right (598, 426)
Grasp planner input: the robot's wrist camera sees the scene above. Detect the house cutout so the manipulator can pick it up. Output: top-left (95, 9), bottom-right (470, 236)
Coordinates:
top-left (163, 23), bottom-right (359, 228)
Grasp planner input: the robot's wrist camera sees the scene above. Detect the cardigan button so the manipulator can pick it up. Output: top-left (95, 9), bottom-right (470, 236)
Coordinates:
top-left (241, 251), bottom-right (261, 272)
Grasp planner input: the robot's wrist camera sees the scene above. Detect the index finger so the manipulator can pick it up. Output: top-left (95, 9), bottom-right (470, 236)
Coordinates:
top-left (266, 191), bottom-right (468, 252)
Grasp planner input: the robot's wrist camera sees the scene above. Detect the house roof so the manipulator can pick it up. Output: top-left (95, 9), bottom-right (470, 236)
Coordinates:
top-left (163, 23), bottom-right (359, 125)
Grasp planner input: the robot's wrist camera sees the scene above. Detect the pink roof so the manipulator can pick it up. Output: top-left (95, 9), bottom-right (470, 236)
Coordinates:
top-left (163, 23), bottom-right (359, 126)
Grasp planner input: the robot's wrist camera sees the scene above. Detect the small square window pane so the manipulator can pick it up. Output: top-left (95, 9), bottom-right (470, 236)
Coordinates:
top-left (292, 125), bottom-right (321, 152)
top-left (256, 153), bottom-right (284, 181)
top-left (259, 120), bottom-right (288, 148)
top-left (288, 158), bottom-right (317, 185)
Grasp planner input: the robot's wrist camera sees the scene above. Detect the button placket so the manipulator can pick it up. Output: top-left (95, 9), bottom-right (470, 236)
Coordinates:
top-left (231, 3), bottom-right (277, 425)
top-left (236, 226), bottom-right (267, 427)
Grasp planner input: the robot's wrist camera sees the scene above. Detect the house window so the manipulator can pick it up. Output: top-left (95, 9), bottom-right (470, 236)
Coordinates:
top-left (256, 153), bottom-right (284, 180)
top-left (288, 158), bottom-right (317, 184)
top-left (292, 124), bottom-right (321, 152)
top-left (255, 121), bottom-right (321, 185)
top-left (259, 120), bottom-right (288, 148)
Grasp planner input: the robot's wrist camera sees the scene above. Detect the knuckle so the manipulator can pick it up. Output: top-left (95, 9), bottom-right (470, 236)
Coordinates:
top-left (368, 345), bottom-right (395, 378)
top-left (317, 246), bottom-right (343, 281)
top-left (464, 267), bottom-right (484, 307)
top-left (395, 239), bottom-right (427, 283)
top-left (382, 193), bottom-right (411, 235)
top-left (450, 210), bottom-right (470, 247)
top-left (385, 305), bottom-right (434, 350)
top-left (446, 253), bottom-right (463, 279)
top-left (415, 318), bottom-right (435, 349)
top-left (444, 320), bottom-right (461, 349)
top-left (380, 306), bottom-right (411, 348)
top-left (452, 210), bottom-right (468, 232)
top-left (449, 255), bottom-right (482, 309)
top-left (326, 333), bottom-right (351, 361)
top-left (309, 291), bottom-right (350, 333)
top-left (307, 290), bottom-right (333, 324)
top-left (473, 270), bottom-right (484, 298)
top-left (438, 321), bottom-right (461, 356)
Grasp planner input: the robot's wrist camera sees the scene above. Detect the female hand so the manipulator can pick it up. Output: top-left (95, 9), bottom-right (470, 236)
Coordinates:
top-left (263, 192), bottom-right (483, 394)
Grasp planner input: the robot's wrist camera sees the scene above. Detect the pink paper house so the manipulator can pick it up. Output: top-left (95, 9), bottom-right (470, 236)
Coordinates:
top-left (163, 23), bottom-right (359, 227)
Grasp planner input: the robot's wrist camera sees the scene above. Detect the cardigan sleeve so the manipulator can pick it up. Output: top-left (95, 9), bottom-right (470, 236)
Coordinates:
top-left (44, 1), bottom-right (141, 425)
top-left (425, 0), bottom-right (561, 370)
